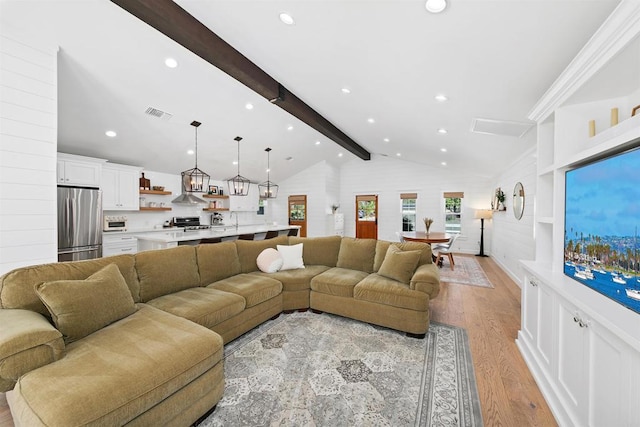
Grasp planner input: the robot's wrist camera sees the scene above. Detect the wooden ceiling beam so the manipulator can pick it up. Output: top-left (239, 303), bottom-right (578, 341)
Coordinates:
top-left (110, 0), bottom-right (371, 161)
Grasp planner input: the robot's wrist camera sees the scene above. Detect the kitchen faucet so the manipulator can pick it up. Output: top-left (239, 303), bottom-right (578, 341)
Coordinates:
top-left (230, 212), bottom-right (239, 229)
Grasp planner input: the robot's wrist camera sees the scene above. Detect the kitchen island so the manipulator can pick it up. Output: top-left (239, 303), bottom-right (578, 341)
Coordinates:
top-left (134, 224), bottom-right (300, 252)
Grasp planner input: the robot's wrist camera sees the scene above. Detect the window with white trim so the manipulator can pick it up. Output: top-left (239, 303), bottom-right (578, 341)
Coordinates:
top-left (443, 192), bottom-right (463, 234)
top-left (400, 193), bottom-right (417, 232)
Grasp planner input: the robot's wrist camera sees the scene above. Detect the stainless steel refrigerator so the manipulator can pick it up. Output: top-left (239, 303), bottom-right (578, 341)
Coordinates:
top-left (57, 186), bottom-right (102, 261)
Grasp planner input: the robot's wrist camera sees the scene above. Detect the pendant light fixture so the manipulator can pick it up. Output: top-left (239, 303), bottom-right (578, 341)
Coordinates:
top-left (258, 147), bottom-right (279, 199)
top-left (227, 136), bottom-right (250, 196)
top-left (172, 120), bottom-right (210, 204)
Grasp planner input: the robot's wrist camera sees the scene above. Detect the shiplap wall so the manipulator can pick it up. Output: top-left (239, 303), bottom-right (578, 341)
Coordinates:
top-left (0, 28), bottom-right (58, 275)
top-left (275, 155), bottom-right (494, 251)
top-left (490, 146), bottom-right (537, 286)
top-left (271, 161), bottom-right (334, 237)
top-left (338, 156), bottom-right (493, 252)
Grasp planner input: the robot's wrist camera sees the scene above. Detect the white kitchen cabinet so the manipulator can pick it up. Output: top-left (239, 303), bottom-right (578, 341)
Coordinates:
top-left (102, 164), bottom-right (140, 210)
top-left (57, 155), bottom-right (103, 187)
top-left (229, 184), bottom-right (259, 212)
top-left (102, 234), bottom-right (137, 257)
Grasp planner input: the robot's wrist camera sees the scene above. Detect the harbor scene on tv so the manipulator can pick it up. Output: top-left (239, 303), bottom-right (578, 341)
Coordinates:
top-left (564, 146), bottom-right (640, 314)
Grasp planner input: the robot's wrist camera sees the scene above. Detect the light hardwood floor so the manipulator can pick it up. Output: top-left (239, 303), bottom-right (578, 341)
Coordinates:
top-left (0, 255), bottom-right (556, 426)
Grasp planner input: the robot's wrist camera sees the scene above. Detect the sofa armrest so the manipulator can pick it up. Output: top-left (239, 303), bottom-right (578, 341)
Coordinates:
top-left (409, 264), bottom-right (440, 299)
top-left (0, 309), bottom-right (64, 392)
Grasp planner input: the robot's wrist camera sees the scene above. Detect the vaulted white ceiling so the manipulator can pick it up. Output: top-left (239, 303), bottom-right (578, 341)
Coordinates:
top-left (1, 0), bottom-right (620, 183)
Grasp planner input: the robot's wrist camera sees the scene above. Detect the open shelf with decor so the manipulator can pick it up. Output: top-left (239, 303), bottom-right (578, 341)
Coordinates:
top-left (202, 207), bottom-right (229, 212)
top-left (139, 189), bottom-right (172, 195)
top-left (139, 207), bottom-right (172, 211)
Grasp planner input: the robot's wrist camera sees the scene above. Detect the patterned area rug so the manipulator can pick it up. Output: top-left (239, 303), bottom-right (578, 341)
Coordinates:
top-left (438, 256), bottom-right (494, 288)
top-left (200, 311), bottom-right (483, 426)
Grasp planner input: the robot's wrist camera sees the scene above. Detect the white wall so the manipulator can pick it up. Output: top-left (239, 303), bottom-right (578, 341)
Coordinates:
top-left (490, 145), bottom-right (537, 286)
top-left (274, 155), bottom-right (494, 250)
top-left (0, 27), bottom-right (58, 275)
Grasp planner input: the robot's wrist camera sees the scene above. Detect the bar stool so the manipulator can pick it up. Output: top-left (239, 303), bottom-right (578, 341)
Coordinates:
top-left (287, 228), bottom-right (298, 237)
top-left (238, 233), bottom-right (255, 241)
top-left (200, 237), bottom-right (222, 244)
top-left (264, 230), bottom-right (279, 239)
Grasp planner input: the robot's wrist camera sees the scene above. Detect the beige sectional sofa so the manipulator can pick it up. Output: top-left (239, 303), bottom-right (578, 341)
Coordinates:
top-left (0, 235), bottom-right (440, 426)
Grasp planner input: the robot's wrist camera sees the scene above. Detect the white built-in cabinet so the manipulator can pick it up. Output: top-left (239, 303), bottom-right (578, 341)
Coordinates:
top-left (102, 164), bottom-right (140, 210)
top-left (102, 234), bottom-right (138, 257)
top-left (57, 153), bottom-right (103, 187)
top-left (518, 3), bottom-right (640, 426)
top-left (229, 184), bottom-right (259, 212)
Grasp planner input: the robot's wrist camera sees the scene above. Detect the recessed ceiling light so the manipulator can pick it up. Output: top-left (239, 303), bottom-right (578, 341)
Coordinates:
top-left (383, 138), bottom-right (390, 143)
top-left (315, 141), bottom-right (321, 145)
top-left (396, 153), bottom-right (401, 157)
top-left (341, 87), bottom-right (351, 94)
top-left (441, 161), bottom-right (447, 166)
top-left (438, 128), bottom-right (448, 134)
top-left (232, 161), bottom-right (238, 165)
top-left (279, 12), bottom-right (295, 25)
top-left (367, 118), bottom-right (375, 124)
top-left (164, 58), bottom-right (178, 68)
top-left (245, 103), bottom-right (254, 110)
top-left (105, 130), bottom-right (117, 138)
top-left (287, 125), bottom-right (294, 131)
top-left (286, 156), bottom-right (294, 161)
top-left (440, 148), bottom-right (447, 152)
top-left (435, 94), bottom-right (448, 102)
top-left (187, 149), bottom-right (194, 155)
top-left (425, 0), bottom-right (447, 14)
top-left (338, 153), bottom-right (343, 157)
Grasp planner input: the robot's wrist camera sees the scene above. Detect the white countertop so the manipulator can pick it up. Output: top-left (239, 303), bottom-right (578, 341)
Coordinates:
top-left (133, 224), bottom-right (299, 243)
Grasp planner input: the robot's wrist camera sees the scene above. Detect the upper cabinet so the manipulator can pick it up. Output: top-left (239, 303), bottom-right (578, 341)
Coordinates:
top-left (57, 153), bottom-right (104, 188)
top-left (102, 164), bottom-right (141, 211)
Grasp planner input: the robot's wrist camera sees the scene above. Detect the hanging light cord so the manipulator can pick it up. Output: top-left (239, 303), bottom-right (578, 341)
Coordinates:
top-left (267, 149), bottom-right (270, 191)
top-left (237, 140), bottom-right (240, 176)
top-left (194, 126), bottom-right (198, 169)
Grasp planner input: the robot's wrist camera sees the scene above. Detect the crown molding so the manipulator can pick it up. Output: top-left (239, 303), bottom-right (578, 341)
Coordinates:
top-left (528, 0), bottom-right (640, 122)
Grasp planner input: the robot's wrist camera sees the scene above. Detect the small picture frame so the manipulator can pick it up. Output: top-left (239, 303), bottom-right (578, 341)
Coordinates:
top-left (208, 185), bottom-right (219, 195)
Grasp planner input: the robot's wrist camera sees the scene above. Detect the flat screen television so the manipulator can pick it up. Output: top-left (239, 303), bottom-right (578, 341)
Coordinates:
top-left (564, 145), bottom-right (640, 313)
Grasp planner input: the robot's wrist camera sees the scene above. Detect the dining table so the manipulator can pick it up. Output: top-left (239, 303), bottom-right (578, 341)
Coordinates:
top-left (400, 231), bottom-right (450, 244)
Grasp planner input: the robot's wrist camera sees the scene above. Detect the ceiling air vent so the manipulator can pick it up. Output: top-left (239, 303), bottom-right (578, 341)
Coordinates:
top-left (470, 118), bottom-right (533, 138)
top-left (144, 107), bottom-right (173, 121)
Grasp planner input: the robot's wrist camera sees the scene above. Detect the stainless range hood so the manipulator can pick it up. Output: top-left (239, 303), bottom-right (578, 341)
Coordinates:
top-left (171, 177), bottom-right (206, 204)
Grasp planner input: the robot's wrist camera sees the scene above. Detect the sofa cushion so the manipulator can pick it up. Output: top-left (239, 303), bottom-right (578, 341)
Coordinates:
top-left (136, 246), bottom-right (200, 302)
top-left (373, 240), bottom-right (392, 272)
top-left (377, 245), bottom-right (422, 284)
top-left (235, 235), bottom-right (289, 273)
top-left (256, 248), bottom-right (283, 273)
top-left (0, 254), bottom-right (139, 317)
top-left (9, 304), bottom-right (223, 427)
top-left (146, 288), bottom-right (245, 329)
top-left (208, 274), bottom-right (283, 308)
top-left (290, 236), bottom-right (342, 267)
top-left (277, 243), bottom-right (305, 271)
top-left (249, 265), bottom-right (331, 292)
top-left (336, 237), bottom-right (377, 273)
top-left (310, 267), bottom-right (369, 298)
top-left (396, 241), bottom-right (433, 265)
top-left (197, 241), bottom-right (242, 284)
top-left (355, 274), bottom-right (429, 311)
top-left (35, 264), bottom-right (137, 344)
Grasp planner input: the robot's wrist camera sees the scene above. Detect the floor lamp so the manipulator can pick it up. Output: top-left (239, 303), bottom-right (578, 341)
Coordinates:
top-left (475, 209), bottom-right (493, 257)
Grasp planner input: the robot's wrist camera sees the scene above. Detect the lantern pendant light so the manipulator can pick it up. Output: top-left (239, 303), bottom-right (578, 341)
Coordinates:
top-left (172, 120), bottom-right (210, 204)
top-left (258, 147), bottom-right (278, 198)
top-left (227, 136), bottom-right (250, 196)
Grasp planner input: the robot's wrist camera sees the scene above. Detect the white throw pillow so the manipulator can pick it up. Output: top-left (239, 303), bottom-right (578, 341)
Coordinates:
top-left (277, 243), bottom-right (305, 271)
top-left (256, 248), bottom-right (284, 273)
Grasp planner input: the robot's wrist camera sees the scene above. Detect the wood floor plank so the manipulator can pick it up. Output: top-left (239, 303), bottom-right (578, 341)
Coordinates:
top-left (0, 255), bottom-right (557, 427)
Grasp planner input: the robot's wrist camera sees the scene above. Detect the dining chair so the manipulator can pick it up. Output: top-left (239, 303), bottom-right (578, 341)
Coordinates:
top-left (238, 233), bottom-right (255, 241)
top-left (264, 230), bottom-right (279, 239)
top-left (200, 237), bottom-right (222, 244)
top-left (287, 228), bottom-right (299, 237)
top-left (434, 235), bottom-right (458, 270)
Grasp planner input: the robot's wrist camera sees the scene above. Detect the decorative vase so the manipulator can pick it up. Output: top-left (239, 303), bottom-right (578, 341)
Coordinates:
top-left (425, 224), bottom-right (431, 235)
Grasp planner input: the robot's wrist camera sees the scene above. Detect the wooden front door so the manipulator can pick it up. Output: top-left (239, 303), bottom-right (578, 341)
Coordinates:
top-left (355, 194), bottom-right (378, 239)
top-left (288, 195), bottom-right (307, 237)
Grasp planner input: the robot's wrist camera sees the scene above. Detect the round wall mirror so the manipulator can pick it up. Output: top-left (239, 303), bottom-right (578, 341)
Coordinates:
top-left (513, 182), bottom-right (525, 220)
